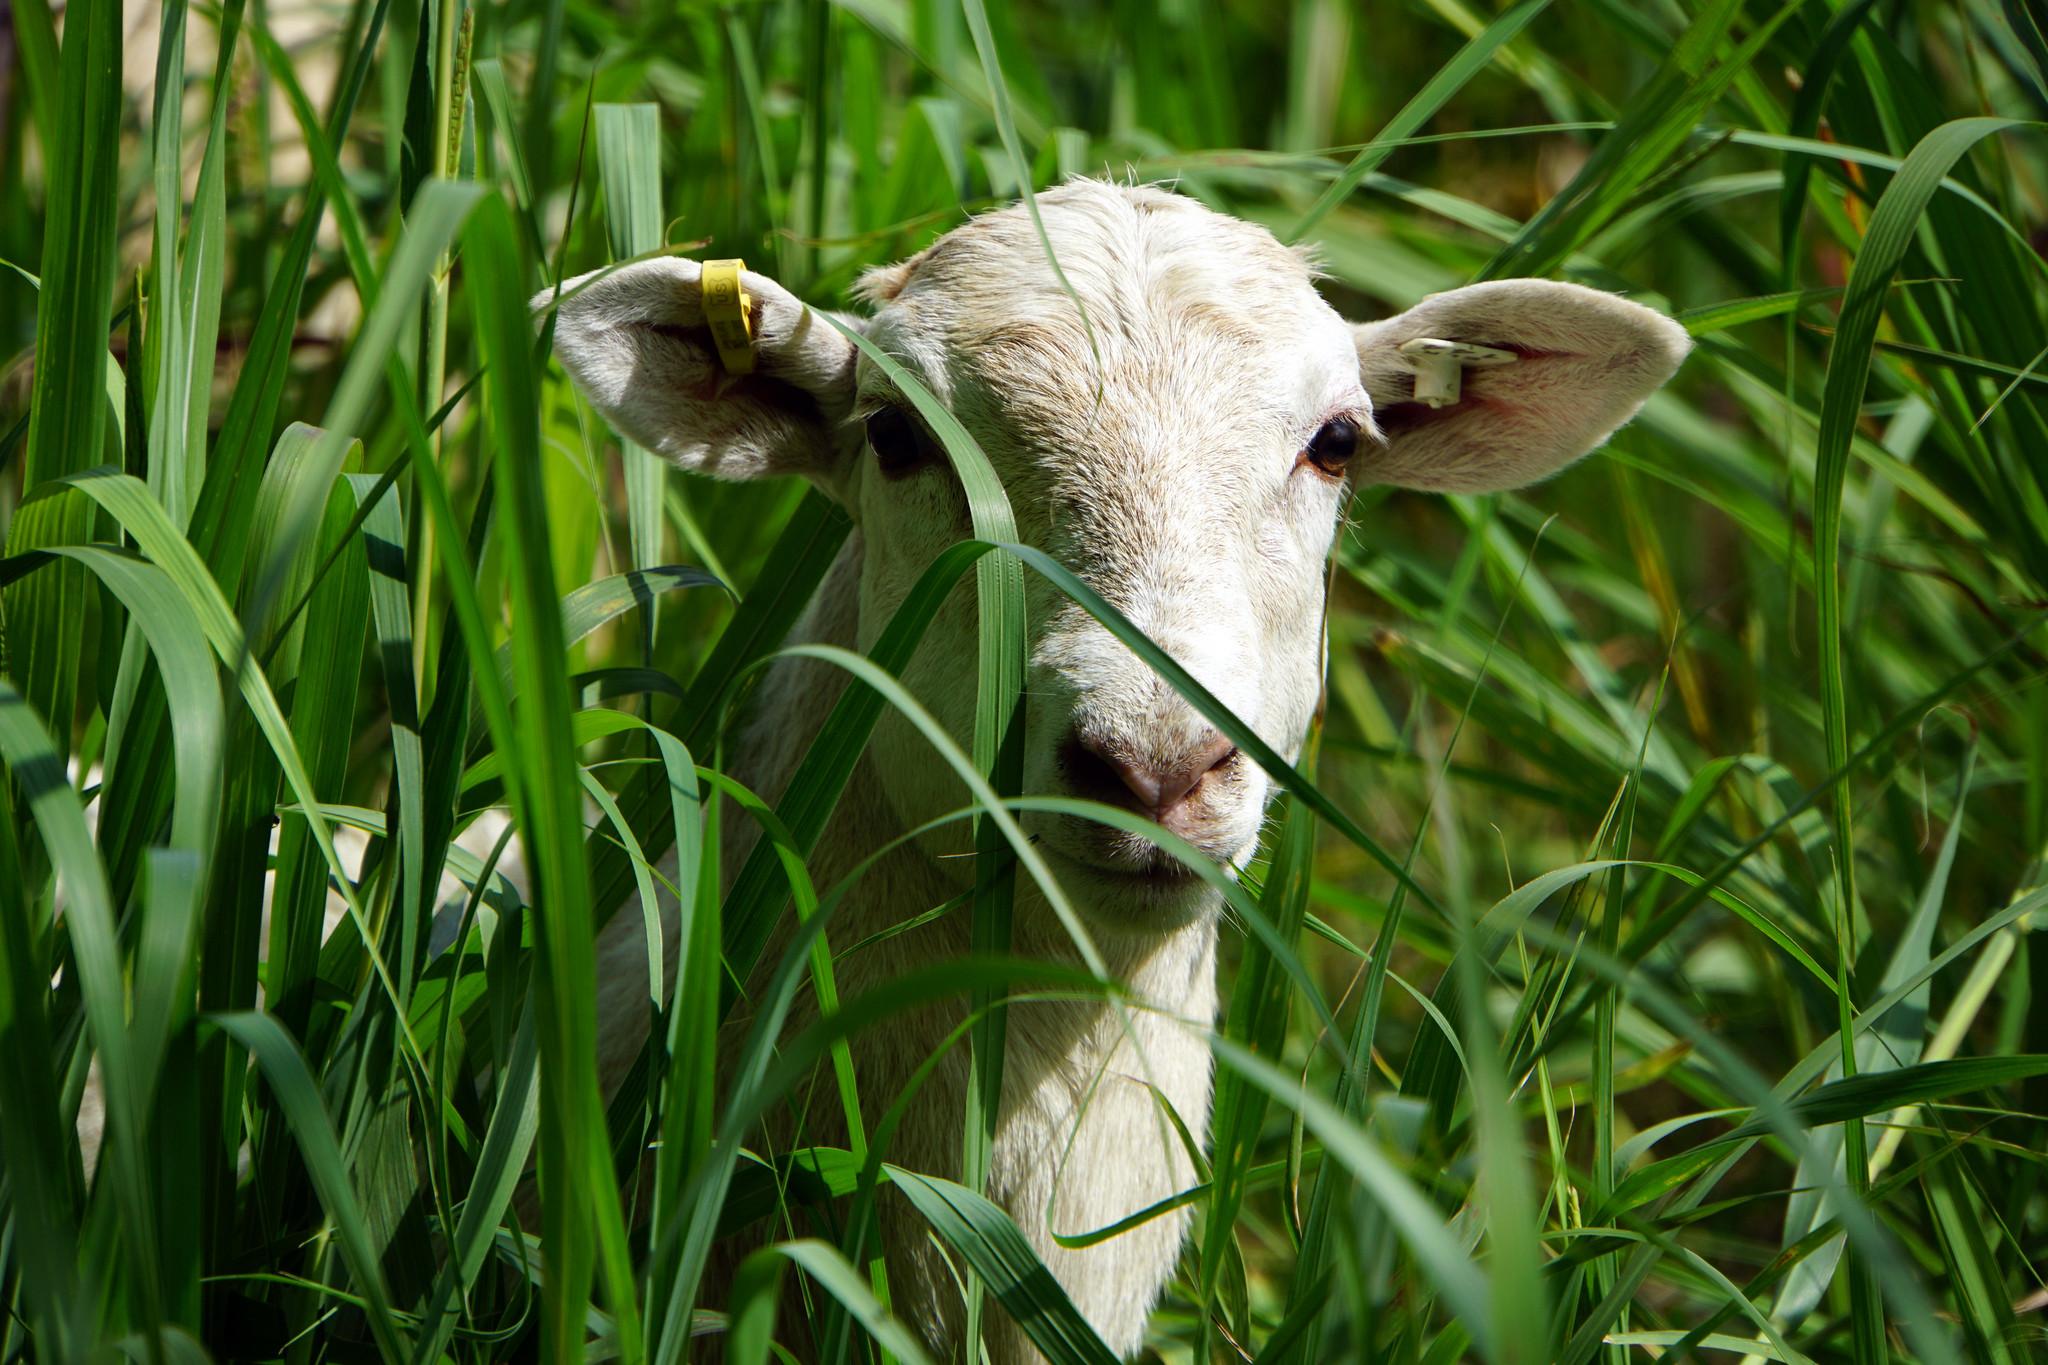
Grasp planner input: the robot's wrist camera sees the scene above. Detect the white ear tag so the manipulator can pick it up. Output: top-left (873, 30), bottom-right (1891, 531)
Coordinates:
top-left (1396, 337), bottom-right (1519, 408)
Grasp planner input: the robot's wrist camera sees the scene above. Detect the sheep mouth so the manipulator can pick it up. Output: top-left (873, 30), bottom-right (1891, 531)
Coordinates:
top-left (1037, 841), bottom-right (1220, 894)
top-left (1086, 856), bottom-right (1208, 889)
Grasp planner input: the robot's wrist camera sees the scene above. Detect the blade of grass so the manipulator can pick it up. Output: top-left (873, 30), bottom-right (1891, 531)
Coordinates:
top-left (1479, 0), bottom-right (1803, 281)
top-left (1288, 0), bottom-right (1552, 242)
top-left (0, 681), bottom-right (164, 1339)
top-left (886, 1169), bottom-right (1118, 1365)
top-left (0, 746), bottom-right (85, 1358)
top-left (4, 0), bottom-right (122, 758)
top-left (465, 190), bottom-right (644, 1364)
top-left (212, 1012), bottom-right (408, 1358)
top-left (1809, 115), bottom-right (2030, 1363)
top-left (595, 103), bottom-right (670, 636)
top-left (727, 1239), bottom-right (933, 1365)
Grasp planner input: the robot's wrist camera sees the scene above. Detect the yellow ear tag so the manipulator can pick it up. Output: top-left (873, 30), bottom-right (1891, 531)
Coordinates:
top-left (699, 258), bottom-right (757, 375)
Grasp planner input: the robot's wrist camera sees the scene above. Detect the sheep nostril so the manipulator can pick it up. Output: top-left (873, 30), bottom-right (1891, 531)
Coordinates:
top-left (1197, 735), bottom-right (1239, 776)
top-left (1060, 733), bottom-right (1148, 810)
top-left (1063, 729), bottom-right (1237, 821)
top-left (1157, 733), bottom-right (1236, 816)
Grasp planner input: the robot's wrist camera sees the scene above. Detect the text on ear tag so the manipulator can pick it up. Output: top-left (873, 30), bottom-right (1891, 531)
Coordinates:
top-left (1395, 336), bottom-right (1518, 408)
top-left (700, 258), bottom-right (757, 375)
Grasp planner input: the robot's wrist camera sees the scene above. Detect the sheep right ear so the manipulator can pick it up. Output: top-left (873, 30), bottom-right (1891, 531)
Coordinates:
top-left (537, 258), bottom-right (860, 488)
top-left (1351, 280), bottom-right (1690, 494)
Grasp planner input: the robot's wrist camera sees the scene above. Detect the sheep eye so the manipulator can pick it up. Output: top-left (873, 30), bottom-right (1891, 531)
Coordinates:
top-left (866, 407), bottom-right (931, 479)
top-left (1303, 417), bottom-right (1361, 477)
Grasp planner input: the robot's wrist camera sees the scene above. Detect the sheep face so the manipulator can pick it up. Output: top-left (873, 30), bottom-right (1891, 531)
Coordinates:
top-left (843, 184), bottom-right (1359, 924)
top-left (542, 179), bottom-right (1691, 933)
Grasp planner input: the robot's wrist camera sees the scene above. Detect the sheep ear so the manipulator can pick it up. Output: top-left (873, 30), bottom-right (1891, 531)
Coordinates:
top-left (538, 258), bottom-right (859, 488)
top-left (1351, 280), bottom-right (1691, 494)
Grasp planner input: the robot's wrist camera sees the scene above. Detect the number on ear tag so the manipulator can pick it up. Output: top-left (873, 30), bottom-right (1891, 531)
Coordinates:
top-left (700, 259), bottom-right (757, 375)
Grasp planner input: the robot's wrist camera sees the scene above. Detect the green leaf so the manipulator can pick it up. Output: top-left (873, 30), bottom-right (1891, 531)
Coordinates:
top-left (1201, 788), bottom-right (1315, 1340)
top-left (0, 680), bottom-right (163, 1334)
top-left (33, 470), bottom-right (434, 1089)
top-left (32, 548), bottom-right (222, 1098)
top-left (1211, 1037), bottom-right (1493, 1350)
top-left (212, 1011), bottom-right (409, 1358)
top-left (410, 1002), bottom-right (540, 1365)
top-left (727, 1239), bottom-right (934, 1365)
top-left (465, 189), bottom-right (643, 1363)
top-left (4, 0), bottom-right (121, 756)
top-left (1808, 118), bottom-right (2028, 1358)
top-left (1606, 1056), bottom-right (2048, 1215)
top-left (1479, 0), bottom-right (1802, 280)
top-left (0, 725), bottom-right (86, 1356)
top-left (1289, 0), bottom-right (1552, 241)
top-left (495, 565), bottom-right (728, 693)
top-left (886, 1167), bottom-right (1117, 1365)
top-left (811, 314), bottom-right (1028, 1348)
top-left (242, 182), bottom-right (483, 628)
top-left (596, 103), bottom-right (671, 609)
top-left (1922, 1158), bottom-right (2019, 1365)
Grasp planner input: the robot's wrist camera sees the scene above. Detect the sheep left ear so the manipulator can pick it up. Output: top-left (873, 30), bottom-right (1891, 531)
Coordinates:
top-left (1351, 280), bottom-right (1691, 494)
top-left (537, 258), bottom-right (861, 492)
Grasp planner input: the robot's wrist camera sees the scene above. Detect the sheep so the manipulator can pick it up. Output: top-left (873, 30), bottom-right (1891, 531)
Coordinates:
top-left (545, 178), bottom-right (1691, 1360)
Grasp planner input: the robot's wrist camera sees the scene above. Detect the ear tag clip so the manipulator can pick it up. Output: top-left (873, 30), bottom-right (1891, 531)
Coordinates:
top-left (700, 258), bottom-right (757, 375)
top-left (1396, 336), bottom-right (1518, 408)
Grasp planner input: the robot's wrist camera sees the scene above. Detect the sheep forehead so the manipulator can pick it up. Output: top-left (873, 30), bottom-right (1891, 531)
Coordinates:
top-left (865, 181), bottom-right (1354, 482)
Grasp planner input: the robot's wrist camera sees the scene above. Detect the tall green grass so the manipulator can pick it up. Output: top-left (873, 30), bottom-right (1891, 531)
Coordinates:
top-left (3, 0), bottom-right (2047, 1360)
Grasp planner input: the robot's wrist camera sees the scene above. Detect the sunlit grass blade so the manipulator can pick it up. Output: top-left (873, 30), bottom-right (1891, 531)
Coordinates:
top-left (727, 1238), bottom-right (934, 1365)
top-left (959, 0), bottom-right (1098, 369)
top-left (1288, 0), bottom-right (1551, 242)
top-left (26, 550), bottom-right (222, 1099)
top-left (35, 470), bottom-right (431, 1073)
top-left (813, 315), bottom-right (1026, 1350)
top-left (714, 538), bottom-right (988, 1002)
top-left (887, 1169), bottom-right (1117, 1365)
top-left (263, 475), bottom-right (371, 1045)
top-left (187, 0), bottom-right (392, 586)
top-left (240, 183), bottom-right (482, 628)
top-left (1480, 0), bottom-right (1801, 281)
top-left (596, 102), bottom-right (670, 630)
top-left (586, 490), bottom-right (849, 956)
top-left (465, 189), bottom-right (643, 1362)
top-left (497, 566), bottom-right (728, 692)
top-left (1809, 114), bottom-right (2031, 1362)
top-left (1200, 787), bottom-right (1315, 1348)
top-left (1213, 1037), bottom-right (1492, 1349)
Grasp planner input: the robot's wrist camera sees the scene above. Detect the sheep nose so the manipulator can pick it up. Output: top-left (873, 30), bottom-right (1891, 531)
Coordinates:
top-left (1063, 729), bottom-right (1239, 826)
